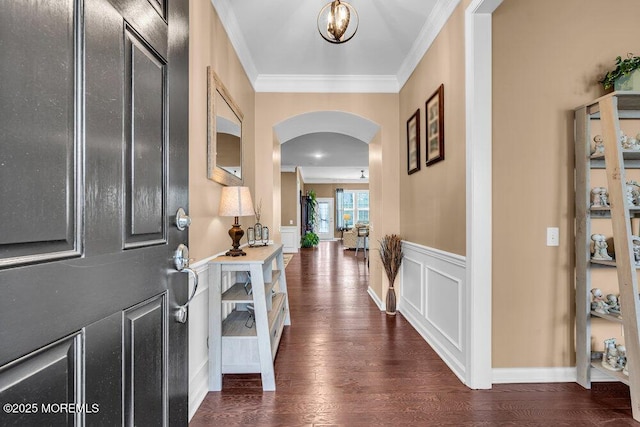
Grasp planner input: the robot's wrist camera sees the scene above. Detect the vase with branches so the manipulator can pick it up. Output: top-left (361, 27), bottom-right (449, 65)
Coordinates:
top-left (379, 234), bottom-right (403, 315)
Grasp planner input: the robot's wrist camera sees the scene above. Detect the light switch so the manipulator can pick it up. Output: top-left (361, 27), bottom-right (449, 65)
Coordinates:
top-left (547, 227), bottom-right (559, 246)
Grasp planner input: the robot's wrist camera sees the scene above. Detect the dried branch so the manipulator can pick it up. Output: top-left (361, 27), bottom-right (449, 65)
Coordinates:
top-left (379, 234), bottom-right (403, 287)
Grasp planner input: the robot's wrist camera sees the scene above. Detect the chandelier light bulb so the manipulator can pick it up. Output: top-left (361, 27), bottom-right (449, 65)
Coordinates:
top-left (318, 0), bottom-right (358, 44)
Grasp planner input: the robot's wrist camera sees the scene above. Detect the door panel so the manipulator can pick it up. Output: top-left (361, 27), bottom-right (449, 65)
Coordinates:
top-left (0, 334), bottom-right (82, 426)
top-left (124, 294), bottom-right (166, 426)
top-left (125, 26), bottom-right (166, 246)
top-left (0, 0), bottom-right (189, 424)
top-left (0, 0), bottom-right (79, 265)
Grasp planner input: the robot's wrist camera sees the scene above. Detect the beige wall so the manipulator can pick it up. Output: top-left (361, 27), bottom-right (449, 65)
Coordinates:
top-left (309, 183), bottom-right (369, 199)
top-left (189, 0), bottom-right (255, 262)
top-left (255, 93), bottom-right (400, 300)
top-left (492, 0), bottom-right (640, 368)
top-left (398, 1), bottom-right (468, 256)
top-left (281, 172), bottom-right (298, 226)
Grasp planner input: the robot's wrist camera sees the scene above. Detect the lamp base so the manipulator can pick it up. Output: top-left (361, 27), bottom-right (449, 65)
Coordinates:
top-left (225, 248), bottom-right (246, 257)
top-left (226, 218), bottom-right (246, 257)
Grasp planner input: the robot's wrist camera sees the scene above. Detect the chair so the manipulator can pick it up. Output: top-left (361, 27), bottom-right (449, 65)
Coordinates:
top-left (355, 226), bottom-right (369, 258)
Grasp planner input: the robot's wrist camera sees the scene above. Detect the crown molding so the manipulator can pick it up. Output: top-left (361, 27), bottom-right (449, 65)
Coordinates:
top-left (254, 74), bottom-right (400, 94)
top-left (302, 178), bottom-right (369, 184)
top-left (212, 0), bottom-right (459, 94)
top-left (396, 0), bottom-right (462, 90)
top-left (210, 0), bottom-right (259, 88)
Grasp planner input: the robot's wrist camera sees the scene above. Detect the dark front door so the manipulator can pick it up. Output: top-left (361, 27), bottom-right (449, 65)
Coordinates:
top-left (0, 0), bottom-right (189, 425)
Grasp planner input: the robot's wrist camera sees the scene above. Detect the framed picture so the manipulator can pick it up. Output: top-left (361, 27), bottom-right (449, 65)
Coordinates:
top-left (425, 84), bottom-right (444, 166)
top-left (407, 109), bottom-right (420, 175)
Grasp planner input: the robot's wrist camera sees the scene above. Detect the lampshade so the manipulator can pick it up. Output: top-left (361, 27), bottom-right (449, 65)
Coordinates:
top-left (317, 0), bottom-right (358, 44)
top-left (343, 213), bottom-right (351, 221)
top-left (218, 186), bottom-right (255, 217)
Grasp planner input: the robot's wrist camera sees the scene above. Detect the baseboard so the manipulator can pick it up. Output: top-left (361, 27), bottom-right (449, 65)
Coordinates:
top-left (188, 360), bottom-right (209, 420)
top-left (492, 367), bottom-right (621, 384)
top-left (367, 286), bottom-right (385, 311)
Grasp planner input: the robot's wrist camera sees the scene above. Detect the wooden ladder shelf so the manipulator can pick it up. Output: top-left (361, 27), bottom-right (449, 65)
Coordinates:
top-left (575, 92), bottom-right (640, 421)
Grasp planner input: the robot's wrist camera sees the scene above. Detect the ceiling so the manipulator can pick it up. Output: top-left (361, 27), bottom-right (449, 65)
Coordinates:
top-left (211, 0), bottom-right (458, 182)
top-left (281, 133), bottom-right (369, 183)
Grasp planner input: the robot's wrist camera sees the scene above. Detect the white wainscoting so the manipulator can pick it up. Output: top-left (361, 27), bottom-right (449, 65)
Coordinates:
top-left (280, 226), bottom-right (298, 253)
top-left (399, 241), bottom-right (467, 384)
top-left (187, 251), bottom-right (236, 420)
top-left (188, 260), bottom-right (210, 420)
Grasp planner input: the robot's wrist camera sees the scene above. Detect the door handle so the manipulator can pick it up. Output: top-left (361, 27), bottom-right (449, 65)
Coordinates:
top-left (172, 243), bottom-right (197, 323)
top-left (175, 207), bottom-right (191, 231)
top-left (175, 267), bottom-right (198, 324)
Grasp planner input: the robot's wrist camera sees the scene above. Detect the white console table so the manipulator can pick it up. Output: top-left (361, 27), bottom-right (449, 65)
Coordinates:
top-left (208, 243), bottom-right (290, 391)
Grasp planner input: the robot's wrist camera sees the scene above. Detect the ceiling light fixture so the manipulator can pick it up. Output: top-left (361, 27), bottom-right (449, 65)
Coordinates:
top-left (317, 0), bottom-right (359, 44)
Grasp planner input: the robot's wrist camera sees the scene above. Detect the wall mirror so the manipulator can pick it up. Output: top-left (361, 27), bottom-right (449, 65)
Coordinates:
top-left (207, 67), bottom-right (243, 186)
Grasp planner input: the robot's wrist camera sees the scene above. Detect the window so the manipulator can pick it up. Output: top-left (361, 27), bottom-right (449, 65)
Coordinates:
top-left (338, 190), bottom-right (369, 229)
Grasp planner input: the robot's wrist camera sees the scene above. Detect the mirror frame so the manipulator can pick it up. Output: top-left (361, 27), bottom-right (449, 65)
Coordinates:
top-left (207, 67), bottom-right (244, 186)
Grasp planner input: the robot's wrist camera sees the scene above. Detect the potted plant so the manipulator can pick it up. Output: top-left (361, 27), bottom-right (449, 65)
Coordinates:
top-left (600, 53), bottom-right (640, 91)
top-left (301, 231), bottom-right (320, 248)
top-left (379, 234), bottom-right (403, 315)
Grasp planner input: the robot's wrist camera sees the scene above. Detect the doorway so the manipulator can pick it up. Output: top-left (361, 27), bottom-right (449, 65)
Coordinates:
top-left (316, 198), bottom-right (335, 240)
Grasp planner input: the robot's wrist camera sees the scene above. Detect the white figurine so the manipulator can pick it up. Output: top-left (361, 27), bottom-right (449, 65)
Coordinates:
top-left (621, 131), bottom-right (633, 149)
top-left (591, 288), bottom-right (609, 314)
top-left (633, 236), bottom-right (640, 266)
top-left (600, 188), bottom-right (609, 206)
top-left (591, 187), bottom-right (609, 208)
top-left (606, 294), bottom-right (620, 314)
top-left (592, 135), bottom-right (605, 155)
top-left (591, 234), bottom-right (613, 261)
top-left (627, 181), bottom-right (640, 206)
top-left (602, 338), bottom-right (623, 371)
top-left (617, 345), bottom-right (627, 371)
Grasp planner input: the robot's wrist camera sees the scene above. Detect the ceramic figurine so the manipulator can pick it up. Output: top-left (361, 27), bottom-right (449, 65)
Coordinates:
top-left (600, 188), bottom-right (609, 207)
top-left (602, 338), bottom-right (623, 371)
top-left (628, 181), bottom-right (640, 206)
top-left (606, 294), bottom-right (621, 314)
top-left (621, 131), bottom-right (633, 149)
top-left (634, 236), bottom-right (640, 266)
top-left (591, 187), bottom-right (609, 207)
top-left (592, 135), bottom-right (605, 155)
top-left (617, 345), bottom-right (627, 371)
top-left (591, 234), bottom-right (613, 261)
top-left (591, 288), bottom-right (609, 314)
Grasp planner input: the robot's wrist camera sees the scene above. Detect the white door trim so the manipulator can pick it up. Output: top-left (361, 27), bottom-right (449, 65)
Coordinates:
top-left (465, 0), bottom-right (503, 389)
top-left (316, 198), bottom-right (335, 240)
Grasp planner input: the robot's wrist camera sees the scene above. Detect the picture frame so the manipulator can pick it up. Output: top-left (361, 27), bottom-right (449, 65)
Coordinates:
top-left (425, 84), bottom-right (444, 166)
top-left (406, 109), bottom-right (420, 175)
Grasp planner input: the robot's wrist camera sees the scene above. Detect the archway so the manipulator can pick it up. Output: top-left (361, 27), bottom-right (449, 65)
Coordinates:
top-left (273, 110), bottom-right (381, 281)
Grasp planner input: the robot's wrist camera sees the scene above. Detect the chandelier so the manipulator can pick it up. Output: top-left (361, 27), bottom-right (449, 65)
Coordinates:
top-left (317, 0), bottom-right (359, 44)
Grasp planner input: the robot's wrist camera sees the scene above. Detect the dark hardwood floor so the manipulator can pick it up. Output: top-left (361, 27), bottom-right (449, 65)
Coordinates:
top-left (191, 241), bottom-right (634, 426)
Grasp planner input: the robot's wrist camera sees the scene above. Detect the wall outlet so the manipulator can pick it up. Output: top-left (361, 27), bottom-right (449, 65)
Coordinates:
top-left (289, 220), bottom-right (293, 225)
top-left (546, 227), bottom-right (559, 246)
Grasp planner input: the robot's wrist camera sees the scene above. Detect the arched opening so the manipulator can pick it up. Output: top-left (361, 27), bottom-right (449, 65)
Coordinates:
top-left (274, 110), bottom-right (380, 255)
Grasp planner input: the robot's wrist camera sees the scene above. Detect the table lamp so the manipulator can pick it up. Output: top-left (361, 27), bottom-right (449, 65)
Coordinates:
top-left (343, 213), bottom-right (351, 228)
top-left (218, 186), bottom-right (255, 256)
